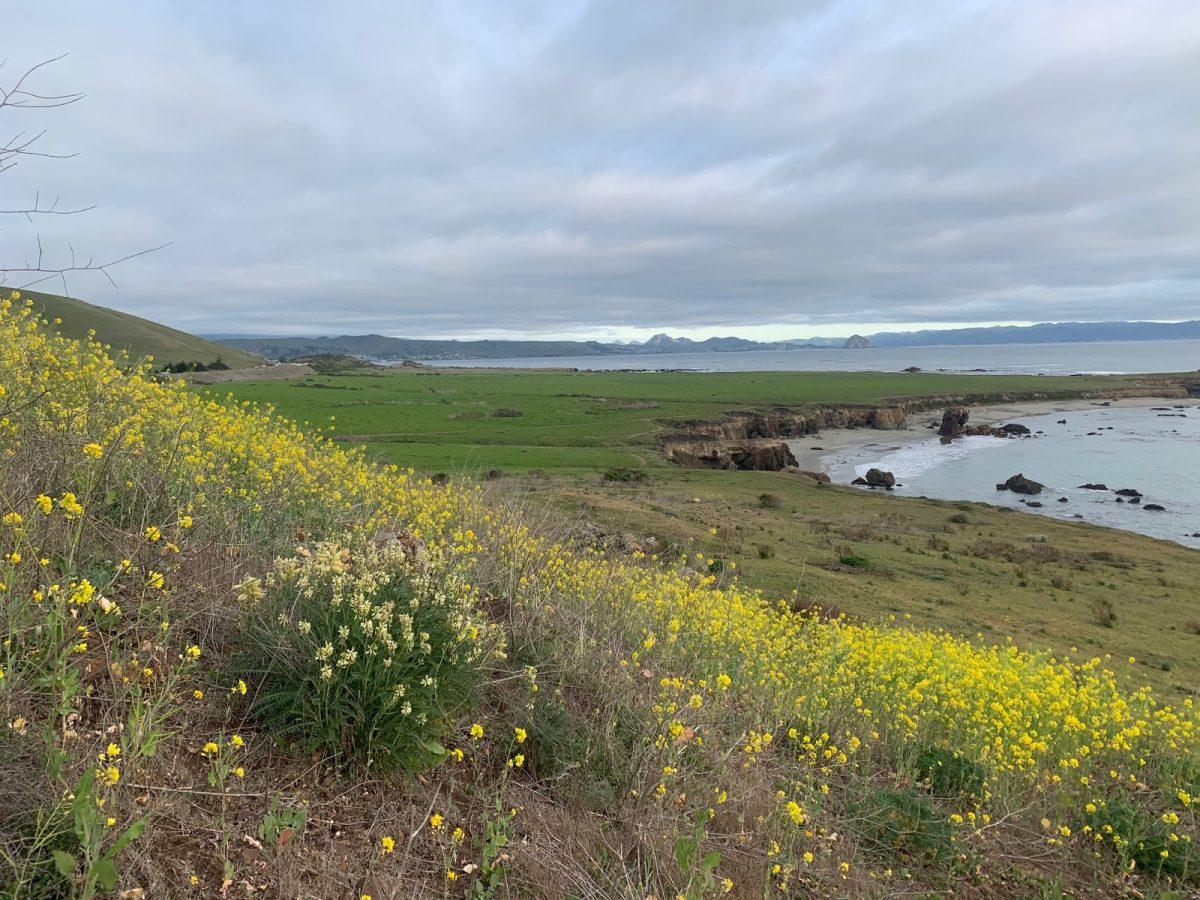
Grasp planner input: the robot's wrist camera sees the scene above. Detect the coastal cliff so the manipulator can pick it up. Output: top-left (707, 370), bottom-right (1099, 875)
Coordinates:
top-left (661, 379), bottom-right (1199, 470)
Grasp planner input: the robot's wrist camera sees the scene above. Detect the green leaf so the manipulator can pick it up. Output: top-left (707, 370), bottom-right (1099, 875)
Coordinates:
top-left (71, 767), bottom-right (97, 831)
top-left (141, 730), bottom-right (160, 757)
top-left (674, 836), bottom-right (694, 874)
top-left (700, 851), bottom-right (722, 872)
top-left (416, 737), bottom-right (450, 767)
top-left (52, 850), bottom-right (76, 878)
top-left (92, 858), bottom-right (118, 891)
top-left (109, 815), bottom-right (148, 856)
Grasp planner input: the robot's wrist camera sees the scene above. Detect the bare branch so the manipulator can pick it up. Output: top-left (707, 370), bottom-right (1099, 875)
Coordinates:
top-left (0, 55), bottom-right (83, 111)
top-left (1, 55), bottom-right (163, 297)
top-left (0, 191), bottom-right (97, 220)
top-left (1, 243), bottom-right (172, 296)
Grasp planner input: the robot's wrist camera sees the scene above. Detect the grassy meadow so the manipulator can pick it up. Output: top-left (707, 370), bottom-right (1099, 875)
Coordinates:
top-left (213, 366), bottom-right (1170, 471)
top-left (214, 366), bottom-right (1200, 696)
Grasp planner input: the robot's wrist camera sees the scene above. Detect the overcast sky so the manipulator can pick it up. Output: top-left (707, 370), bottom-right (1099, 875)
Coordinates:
top-left (4, 1), bottom-right (1200, 340)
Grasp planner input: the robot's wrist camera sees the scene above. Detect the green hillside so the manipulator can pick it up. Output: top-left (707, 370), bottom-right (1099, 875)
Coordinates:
top-left (15, 289), bottom-right (264, 369)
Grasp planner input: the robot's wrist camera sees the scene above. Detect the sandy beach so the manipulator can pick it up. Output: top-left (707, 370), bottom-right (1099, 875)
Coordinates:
top-left (788, 395), bottom-right (1191, 474)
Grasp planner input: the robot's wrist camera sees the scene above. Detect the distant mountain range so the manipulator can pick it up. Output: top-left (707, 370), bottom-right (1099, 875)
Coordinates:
top-left (860, 320), bottom-right (1200, 347)
top-left (215, 320), bottom-right (1200, 363)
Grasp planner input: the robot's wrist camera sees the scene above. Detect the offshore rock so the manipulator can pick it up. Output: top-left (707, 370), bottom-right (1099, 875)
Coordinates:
top-left (1001, 473), bottom-right (1043, 495)
top-left (865, 468), bottom-right (896, 488)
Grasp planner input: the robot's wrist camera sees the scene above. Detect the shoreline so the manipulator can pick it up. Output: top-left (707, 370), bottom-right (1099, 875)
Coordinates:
top-left (789, 395), bottom-right (1188, 474)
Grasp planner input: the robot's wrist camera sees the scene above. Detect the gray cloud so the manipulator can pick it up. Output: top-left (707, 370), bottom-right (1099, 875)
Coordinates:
top-left (4, 0), bottom-right (1199, 337)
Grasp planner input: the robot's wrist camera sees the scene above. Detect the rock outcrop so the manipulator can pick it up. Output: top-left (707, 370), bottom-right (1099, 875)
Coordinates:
top-left (667, 440), bottom-right (798, 471)
top-left (938, 406), bottom-right (970, 437)
top-left (998, 473), bottom-right (1044, 495)
top-left (864, 468), bottom-right (896, 488)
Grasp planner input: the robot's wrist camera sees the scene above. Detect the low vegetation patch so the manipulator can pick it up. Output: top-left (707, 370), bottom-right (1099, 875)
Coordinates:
top-left (602, 466), bottom-right (649, 483)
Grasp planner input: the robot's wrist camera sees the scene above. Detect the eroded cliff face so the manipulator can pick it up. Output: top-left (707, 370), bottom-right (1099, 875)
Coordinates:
top-left (666, 405), bottom-right (907, 445)
top-left (660, 405), bottom-right (902, 470)
top-left (665, 440), bottom-right (799, 471)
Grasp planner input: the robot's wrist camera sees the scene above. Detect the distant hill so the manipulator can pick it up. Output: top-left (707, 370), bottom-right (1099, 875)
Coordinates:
top-left (17, 290), bottom-right (264, 369)
top-left (217, 319), bottom-right (1200, 363)
top-left (864, 320), bottom-right (1200, 347)
top-left (219, 334), bottom-right (620, 362)
top-left (219, 332), bottom-right (795, 362)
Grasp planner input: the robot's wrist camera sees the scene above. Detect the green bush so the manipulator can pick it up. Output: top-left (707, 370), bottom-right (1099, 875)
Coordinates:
top-left (855, 785), bottom-right (953, 864)
top-left (912, 745), bottom-right (987, 798)
top-left (1081, 794), bottom-right (1199, 878)
top-left (238, 541), bottom-right (497, 772)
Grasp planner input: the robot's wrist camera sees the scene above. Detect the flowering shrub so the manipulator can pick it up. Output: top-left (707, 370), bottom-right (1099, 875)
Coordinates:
top-left (240, 541), bottom-right (499, 771)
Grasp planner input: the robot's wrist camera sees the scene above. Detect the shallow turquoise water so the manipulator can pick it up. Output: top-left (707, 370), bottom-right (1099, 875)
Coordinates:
top-left (828, 404), bottom-right (1200, 548)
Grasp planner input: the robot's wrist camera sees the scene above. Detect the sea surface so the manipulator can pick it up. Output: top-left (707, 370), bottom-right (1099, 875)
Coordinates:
top-left (428, 339), bottom-right (1200, 375)
top-left (820, 404), bottom-right (1200, 548)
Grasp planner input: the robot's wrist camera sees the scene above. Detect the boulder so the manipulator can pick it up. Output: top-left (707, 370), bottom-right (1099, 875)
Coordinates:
top-left (1078, 483), bottom-right (1109, 491)
top-left (1057, 497), bottom-right (1069, 503)
top-left (1144, 503), bottom-right (1166, 511)
top-left (1114, 488), bottom-right (1142, 497)
top-left (938, 406), bottom-right (970, 438)
top-left (865, 468), bottom-right (896, 488)
top-left (998, 423), bottom-right (1031, 436)
top-left (851, 476), bottom-right (868, 485)
top-left (1001, 473), bottom-right (1043, 495)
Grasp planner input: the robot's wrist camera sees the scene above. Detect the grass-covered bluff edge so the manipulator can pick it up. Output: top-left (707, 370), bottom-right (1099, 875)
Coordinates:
top-left (1, 293), bottom-right (1198, 898)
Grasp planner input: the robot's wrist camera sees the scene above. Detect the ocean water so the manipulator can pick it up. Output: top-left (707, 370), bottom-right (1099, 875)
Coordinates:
top-left (429, 339), bottom-right (1200, 375)
top-left (823, 404), bottom-right (1200, 548)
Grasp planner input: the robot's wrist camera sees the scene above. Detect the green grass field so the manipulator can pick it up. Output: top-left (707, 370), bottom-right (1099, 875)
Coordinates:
top-left (211, 366), bottom-right (1200, 695)
top-left (21, 289), bottom-right (264, 369)
top-left (208, 366), bottom-right (1181, 472)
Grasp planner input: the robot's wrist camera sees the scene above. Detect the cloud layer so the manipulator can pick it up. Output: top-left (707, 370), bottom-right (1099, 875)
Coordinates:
top-left (5, 1), bottom-right (1200, 338)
